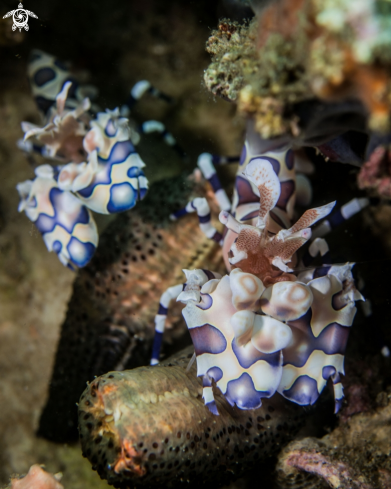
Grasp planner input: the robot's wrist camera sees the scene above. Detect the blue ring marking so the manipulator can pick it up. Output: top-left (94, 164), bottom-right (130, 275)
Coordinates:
top-left (284, 314), bottom-right (350, 368)
top-left (240, 210), bottom-right (259, 222)
top-left (207, 366), bottom-right (223, 383)
top-left (208, 173), bottom-right (222, 192)
top-left (239, 145), bottom-right (247, 166)
top-left (54, 188), bottom-right (90, 226)
top-left (282, 375), bottom-right (320, 405)
top-left (32, 144), bottom-right (44, 154)
top-left (190, 323), bottom-right (227, 356)
top-left (105, 119), bottom-right (117, 137)
top-left (98, 140), bottom-right (136, 165)
top-left (172, 208), bottom-right (188, 219)
top-left (313, 265), bottom-right (331, 278)
top-left (28, 196), bottom-right (37, 209)
top-left (276, 180), bottom-right (295, 211)
top-left (226, 372), bottom-right (269, 409)
top-left (151, 331), bottom-right (163, 363)
top-left (285, 149), bottom-right (294, 170)
top-left (232, 338), bottom-right (281, 369)
top-left (249, 156), bottom-right (280, 176)
top-left (335, 397), bottom-right (343, 413)
top-left (107, 182), bottom-right (137, 213)
top-left (52, 240), bottom-right (62, 254)
top-left (329, 210), bottom-right (344, 228)
top-left (235, 176), bottom-right (259, 206)
top-left (158, 304), bottom-right (168, 315)
top-left (35, 213), bottom-right (55, 234)
top-left (34, 67), bottom-right (56, 88)
top-left (196, 293), bottom-right (213, 310)
top-left (201, 269), bottom-right (215, 281)
top-left (198, 213), bottom-right (211, 224)
top-left (67, 237), bottom-right (96, 268)
top-left (206, 401), bottom-right (219, 415)
top-left (127, 166), bottom-right (142, 178)
top-left (139, 186), bottom-right (148, 201)
top-left (36, 189), bottom-right (90, 234)
top-left (332, 289), bottom-right (349, 311)
top-left (77, 162), bottom-right (112, 198)
top-left (322, 365), bottom-right (341, 383)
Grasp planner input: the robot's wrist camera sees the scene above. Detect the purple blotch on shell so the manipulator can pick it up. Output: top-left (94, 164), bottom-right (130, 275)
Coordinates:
top-left (190, 324), bottom-right (227, 356)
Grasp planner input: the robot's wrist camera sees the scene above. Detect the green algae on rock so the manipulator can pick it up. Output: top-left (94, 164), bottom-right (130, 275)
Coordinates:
top-left (78, 347), bottom-right (306, 488)
top-left (204, 0), bottom-right (391, 139)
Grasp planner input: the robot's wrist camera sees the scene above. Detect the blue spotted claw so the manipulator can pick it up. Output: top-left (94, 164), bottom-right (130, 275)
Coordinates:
top-left (57, 109), bottom-right (148, 214)
top-left (17, 164), bottom-right (98, 270)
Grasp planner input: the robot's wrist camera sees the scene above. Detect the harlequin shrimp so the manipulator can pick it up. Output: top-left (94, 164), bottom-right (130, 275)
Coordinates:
top-left (151, 131), bottom-right (368, 416)
top-left (78, 346), bottom-right (307, 488)
top-left (16, 164), bottom-right (98, 268)
top-left (16, 50), bottom-right (181, 269)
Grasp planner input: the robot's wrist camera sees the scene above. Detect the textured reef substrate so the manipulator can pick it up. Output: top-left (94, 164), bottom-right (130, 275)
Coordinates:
top-left (205, 0), bottom-right (391, 141)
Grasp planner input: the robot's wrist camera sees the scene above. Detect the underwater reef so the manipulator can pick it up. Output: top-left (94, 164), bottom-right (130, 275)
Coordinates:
top-left (3, 0), bottom-right (391, 488)
top-left (276, 354), bottom-right (391, 489)
top-left (0, 1), bottom-right (242, 487)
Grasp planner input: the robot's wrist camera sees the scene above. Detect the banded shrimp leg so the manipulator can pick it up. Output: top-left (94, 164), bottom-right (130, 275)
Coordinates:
top-left (297, 195), bottom-right (371, 271)
top-left (121, 80), bottom-right (186, 159)
top-left (150, 270), bottom-right (222, 365)
top-left (150, 152), bottom-right (240, 365)
top-left (170, 153), bottom-right (240, 243)
top-left (306, 195), bottom-right (391, 358)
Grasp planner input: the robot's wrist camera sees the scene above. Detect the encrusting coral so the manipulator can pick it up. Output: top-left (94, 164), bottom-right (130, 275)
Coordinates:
top-left (204, 0), bottom-right (391, 140)
top-left (276, 396), bottom-right (391, 489)
top-left (358, 144), bottom-right (391, 198)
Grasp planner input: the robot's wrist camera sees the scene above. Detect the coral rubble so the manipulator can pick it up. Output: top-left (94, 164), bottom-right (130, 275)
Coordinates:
top-left (277, 396), bottom-right (391, 489)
